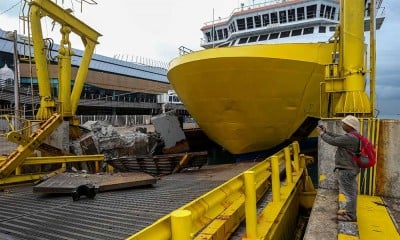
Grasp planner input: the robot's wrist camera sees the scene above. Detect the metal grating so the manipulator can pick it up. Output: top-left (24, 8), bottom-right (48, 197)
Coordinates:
top-left (0, 163), bottom-right (256, 240)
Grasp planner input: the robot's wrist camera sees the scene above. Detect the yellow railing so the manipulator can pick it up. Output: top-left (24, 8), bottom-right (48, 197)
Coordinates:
top-left (127, 141), bottom-right (310, 240)
top-left (358, 118), bottom-right (380, 195)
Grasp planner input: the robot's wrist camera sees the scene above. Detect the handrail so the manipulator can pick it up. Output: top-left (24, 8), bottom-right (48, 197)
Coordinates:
top-left (126, 141), bottom-right (307, 240)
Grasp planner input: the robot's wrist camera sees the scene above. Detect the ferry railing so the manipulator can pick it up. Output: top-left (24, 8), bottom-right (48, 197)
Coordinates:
top-left (178, 46), bottom-right (193, 56)
top-left (127, 141), bottom-right (313, 240)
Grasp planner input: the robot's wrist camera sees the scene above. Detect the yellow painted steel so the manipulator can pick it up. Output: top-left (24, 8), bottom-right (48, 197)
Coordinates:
top-left (0, 173), bottom-right (44, 186)
top-left (58, 26), bottom-right (73, 116)
top-left (335, 0), bottom-right (370, 114)
top-left (171, 210), bottom-right (192, 240)
top-left (70, 40), bottom-right (97, 115)
top-left (357, 118), bottom-right (379, 195)
top-left (30, 4), bottom-right (55, 119)
top-left (369, 0), bottom-right (377, 115)
top-left (284, 147), bottom-right (293, 185)
top-left (29, 0), bottom-right (101, 119)
top-left (23, 155), bottom-right (104, 165)
top-left (271, 155), bottom-right (281, 203)
top-left (357, 195), bottom-right (400, 240)
top-left (0, 113), bottom-right (62, 178)
top-left (168, 43), bottom-right (334, 154)
top-left (244, 171), bottom-right (257, 239)
top-left (127, 142), bottom-right (309, 240)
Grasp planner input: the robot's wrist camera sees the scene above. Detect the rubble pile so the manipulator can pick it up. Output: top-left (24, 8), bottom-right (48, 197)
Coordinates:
top-left (70, 121), bottom-right (161, 160)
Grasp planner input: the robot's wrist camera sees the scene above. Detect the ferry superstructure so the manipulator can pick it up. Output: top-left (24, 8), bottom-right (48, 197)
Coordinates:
top-left (200, 0), bottom-right (385, 48)
top-left (168, 0), bottom-right (385, 155)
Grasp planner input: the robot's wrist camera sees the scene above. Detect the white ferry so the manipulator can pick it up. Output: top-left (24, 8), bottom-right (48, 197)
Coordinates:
top-left (200, 0), bottom-right (385, 48)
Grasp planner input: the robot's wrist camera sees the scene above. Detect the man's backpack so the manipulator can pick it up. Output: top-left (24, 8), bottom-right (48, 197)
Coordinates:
top-left (347, 132), bottom-right (377, 169)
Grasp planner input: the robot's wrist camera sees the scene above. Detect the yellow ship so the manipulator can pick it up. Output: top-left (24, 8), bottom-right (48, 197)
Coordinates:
top-left (168, 43), bottom-right (334, 154)
top-left (168, 0), bottom-right (385, 154)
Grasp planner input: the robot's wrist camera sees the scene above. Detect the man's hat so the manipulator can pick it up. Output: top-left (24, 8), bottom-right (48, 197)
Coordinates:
top-left (341, 115), bottom-right (360, 132)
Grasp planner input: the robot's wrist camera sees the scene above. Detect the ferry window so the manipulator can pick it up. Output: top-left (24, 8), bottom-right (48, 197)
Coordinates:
top-left (297, 7), bottom-right (305, 20)
top-left (325, 6), bottom-right (331, 18)
top-left (269, 32), bottom-right (279, 39)
top-left (320, 4), bottom-right (326, 17)
top-left (366, 2), bottom-right (371, 17)
top-left (248, 36), bottom-right (258, 42)
top-left (262, 13), bottom-right (270, 26)
top-left (223, 28), bottom-right (228, 38)
top-left (213, 30), bottom-right (217, 41)
top-left (254, 15), bottom-right (261, 28)
top-left (205, 32), bottom-right (211, 42)
top-left (279, 11), bottom-right (287, 23)
top-left (230, 39), bottom-right (237, 46)
top-left (280, 31), bottom-right (290, 38)
top-left (237, 18), bottom-right (246, 30)
top-left (246, 17), bottom-right (254, 29)
top-left (307, 5), bottom-right (317, 19)
top-left (319, 26), bottom-right (326, 33)
top-left (217, 29), bottom-right (224, 40)
top-left (270, 12), bottom-right (278, 24)
top-left (258, 34), bottom-right (269, 41)
top-left (288, 9), bottom-right (295, 22)
top-left (229, 24), bottom-right (235, 33)
top-left (331, 7), bottom-right (336, 20)
top-left (238, 37), bottom-right (248, 44)
top-left (303, 27), bottom-right (314, 35)
top-left (329, 26), bottom-right (336, 32)
top-left (291, 29), bottom-right (302, 36)
top-left (232, 22), bottom-right (237, 32)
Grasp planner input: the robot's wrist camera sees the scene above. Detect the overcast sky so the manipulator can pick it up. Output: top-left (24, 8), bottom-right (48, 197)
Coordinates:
top-left (0, 0), bottom-right (399, 116)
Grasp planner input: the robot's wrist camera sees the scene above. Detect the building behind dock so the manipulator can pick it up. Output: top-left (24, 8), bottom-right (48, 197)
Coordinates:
top-left (0, 28), bottom-right (187, 118)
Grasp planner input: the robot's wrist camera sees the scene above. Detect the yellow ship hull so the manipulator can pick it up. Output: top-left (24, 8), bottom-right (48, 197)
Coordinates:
top-left (168, 43), bottom-right (334, 154)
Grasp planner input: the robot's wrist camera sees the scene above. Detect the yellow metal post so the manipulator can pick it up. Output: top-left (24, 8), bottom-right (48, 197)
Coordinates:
top-left (58, 26), bottom-right (73, 117)
top-left (71, 40), bottom-right (97, 115)
top-left (244, 171), bottom-right (257, 239)
top-left (284, 147), bottom-right (293, 185)
top-left (369, 0), bottom-right (376, 115)
top-left (271, 155), bottom-right (280, 202)
top-left (171, 210), bottom-right (192, 240)
top-left (335, 0), bottom-right (370, 114)
top-left (293, 142), bottom-right (300, 173)
top-left (30, 5), bottom-right (55, 119)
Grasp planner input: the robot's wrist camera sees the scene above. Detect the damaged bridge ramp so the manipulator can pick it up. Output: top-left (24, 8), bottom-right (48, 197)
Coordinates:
top-left (0, 162), bottom-right (256, 240)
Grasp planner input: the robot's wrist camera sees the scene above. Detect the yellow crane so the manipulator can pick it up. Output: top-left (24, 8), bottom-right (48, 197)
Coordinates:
top-left (0, 0), bottom-right (103, 182)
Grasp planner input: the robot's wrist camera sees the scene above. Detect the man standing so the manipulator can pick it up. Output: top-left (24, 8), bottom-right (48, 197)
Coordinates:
top-left (316, 115), bottom-right (360, 222)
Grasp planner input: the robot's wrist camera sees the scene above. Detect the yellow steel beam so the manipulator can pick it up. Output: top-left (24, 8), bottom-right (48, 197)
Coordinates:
top-left (30, 0), bottom-right (101, 44)
top-left (23, 155), bottom-right (104, 165)
top-left (30, 4), bottom-right (55, 119)
top-left (70, 39), bottom-right (97, 115)
top-left (0, 173), bottom-right (43, 185)
top-left (0, 113), bottom-right (62, 178)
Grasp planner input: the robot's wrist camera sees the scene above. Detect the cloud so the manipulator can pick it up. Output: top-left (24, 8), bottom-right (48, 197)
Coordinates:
top-left (1, 0), bottom-right (399, 115)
